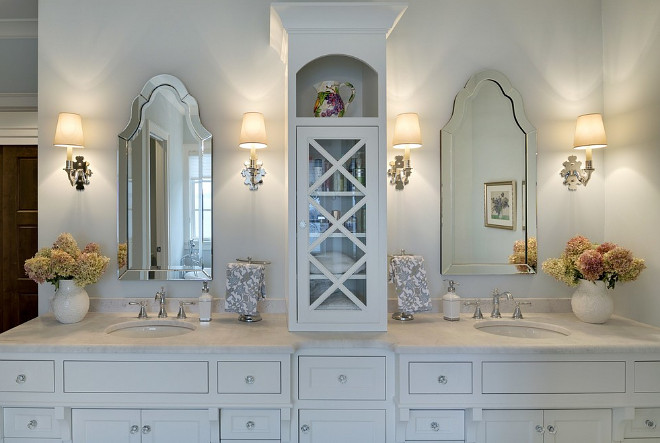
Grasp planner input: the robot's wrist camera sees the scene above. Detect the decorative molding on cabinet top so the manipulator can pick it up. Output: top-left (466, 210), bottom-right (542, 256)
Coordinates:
top-left (270, 2), bottom-right (407, 60)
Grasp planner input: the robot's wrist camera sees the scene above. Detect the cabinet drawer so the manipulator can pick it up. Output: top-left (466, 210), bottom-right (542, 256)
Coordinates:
top-left (405, 410), bottom-right (464, 440)
top-left (482, 361), bottom-right (625, 393)
top-left (3, 408), bottom-right (63, 438)
top-left (298, 356), bottom-right (386, 400)
top-left (0, 361), bottom-right (54, 392)
top-left (220, 409), bottom-right (280, 440)
top-left (624, 408), bottom-right (660, 438)
top-left (635, 361), bottom-right (660, 392)
top-left (218, 361), bottom-right (281, 394)
top-left (409, 362), bottom-right (472, 394)
top-left (63, 360), bottom-right (208, 393)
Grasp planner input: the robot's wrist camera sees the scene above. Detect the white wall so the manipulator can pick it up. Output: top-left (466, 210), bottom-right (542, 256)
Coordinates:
top-left (602, 0), bottom-right (660, 327)
top-left (37, 0), bottom-right (614, 313)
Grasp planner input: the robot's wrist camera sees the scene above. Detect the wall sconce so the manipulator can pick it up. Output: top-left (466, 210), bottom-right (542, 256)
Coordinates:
top-left (53, 112), bottom-right (91, 191)
top-left (239, 112), bottom-right (267, 191)
top-left (388, 113), bottom-right (422, 190)
top-left (561, 113), bottom-right (607, 191)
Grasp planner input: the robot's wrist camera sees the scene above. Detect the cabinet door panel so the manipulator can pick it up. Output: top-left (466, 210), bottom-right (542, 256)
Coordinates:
top-left (142, 409), bottom-right (211, 443)
top-left (544, 409), bottom-right (611, 443)
top-left (72, 409), bottom-right (141, 443)
top-left (296, 126), bottom-right (381, 328)
top-left (299, 409), bottom-right (385, 443)
top-left (479, 410), bottom-right (543, 443)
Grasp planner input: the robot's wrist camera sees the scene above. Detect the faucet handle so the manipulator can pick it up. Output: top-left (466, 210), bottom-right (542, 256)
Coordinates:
top-left (128, 301), bottom-right (148, 319)
top-left (177, 301), bottom-right (195, 319)
top-left (464, 299), bottom-right (484, 319)
top-left (512, 301), bottom-right (532, 319)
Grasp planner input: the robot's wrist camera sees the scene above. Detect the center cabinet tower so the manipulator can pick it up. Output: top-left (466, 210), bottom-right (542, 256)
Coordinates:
top-left (271, 3), bottom-right (407, 331)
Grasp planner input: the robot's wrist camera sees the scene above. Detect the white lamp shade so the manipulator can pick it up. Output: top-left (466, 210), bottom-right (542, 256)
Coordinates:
top-left (53, 112), bottom-right (84, 148)
top-left (239, 112), bottom-right (267, 150)
top-left (392, 113), bottom-right (422, 150)
top-left (573, 113), bottom-right (607, 150)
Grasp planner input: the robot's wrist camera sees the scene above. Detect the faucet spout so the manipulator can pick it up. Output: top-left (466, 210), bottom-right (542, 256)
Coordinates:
top-left (155, 287), bottom-right (167, 318)
top-left (491, 289), bottom-right (513, 318)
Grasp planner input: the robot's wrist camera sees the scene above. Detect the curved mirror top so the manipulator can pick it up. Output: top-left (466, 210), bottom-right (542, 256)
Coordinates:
top-left (118, 74), bottom-right (212, 281)
top-left (441, 70), bottom-right (537, 275)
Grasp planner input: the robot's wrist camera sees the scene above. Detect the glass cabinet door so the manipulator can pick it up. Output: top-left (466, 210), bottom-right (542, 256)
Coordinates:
top-left (296, 126), bottom-right (378, 326)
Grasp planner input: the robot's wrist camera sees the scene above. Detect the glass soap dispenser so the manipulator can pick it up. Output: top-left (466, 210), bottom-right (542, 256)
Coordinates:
top-left (442, 279), bottom-right (461, 321)
top-left (199, 281), bottom-right (212, 322)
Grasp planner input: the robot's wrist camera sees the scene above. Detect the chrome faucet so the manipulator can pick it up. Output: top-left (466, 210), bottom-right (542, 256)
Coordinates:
top-left (155, 287), bottom-right (167, 318)
top-left (491, 289), bottom-right (512, 318)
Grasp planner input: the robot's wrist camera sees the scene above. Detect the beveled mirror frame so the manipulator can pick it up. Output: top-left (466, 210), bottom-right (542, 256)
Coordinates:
top-left (441, 70), bottom-right (537, 275)
top-left (118, 74), bottom-right (212, 280)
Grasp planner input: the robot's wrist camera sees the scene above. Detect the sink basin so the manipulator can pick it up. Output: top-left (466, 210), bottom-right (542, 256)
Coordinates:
top-left (474, 320), bottom-right (570, 339)
top-left (105, 319), bottom-right (196, 338)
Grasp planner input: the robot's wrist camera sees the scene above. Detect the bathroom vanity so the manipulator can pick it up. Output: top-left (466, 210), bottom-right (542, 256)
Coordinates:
top-left (1, 312), bottom-right (660, 443)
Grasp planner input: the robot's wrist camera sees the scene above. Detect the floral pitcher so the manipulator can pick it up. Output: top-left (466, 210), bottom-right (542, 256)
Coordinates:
top-left (313, 81), bottom-right (356, 117)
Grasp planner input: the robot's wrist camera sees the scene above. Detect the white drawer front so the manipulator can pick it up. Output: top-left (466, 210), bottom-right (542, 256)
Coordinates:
top-left (0, 361), bottom-right (54, 393)
top-left (218, 361), bottom-right (281, 394)
top-left (482, 361), bottom-right (625, 393)
top-left (635, 361), bottom-right (660, 392)
top-left (220, 409), bottom-right (280, 440)
top-left (63, 360), bottom-right (208, 393)
top-left (298, 356), bottom-right (386, 400)
top-left (409, 362), bottom-right (472, 394)
top-left (3, 407), bottom-right (63, 438)
top-left (625, 408), bottom-right (660, 438)
top-left (405, 410), bottom-right (464, 441)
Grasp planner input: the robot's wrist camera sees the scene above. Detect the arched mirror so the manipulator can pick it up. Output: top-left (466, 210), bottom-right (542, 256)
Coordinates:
top-left (118, 74), bottom-right (212, 280)
top-left (441, 70), bottom-right (537, 275)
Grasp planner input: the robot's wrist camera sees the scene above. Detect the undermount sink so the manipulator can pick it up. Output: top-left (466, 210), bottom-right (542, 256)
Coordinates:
top-left (105, 319), bottom-right (196, 338)
top-left (474, 320), bottom-right (570, 339)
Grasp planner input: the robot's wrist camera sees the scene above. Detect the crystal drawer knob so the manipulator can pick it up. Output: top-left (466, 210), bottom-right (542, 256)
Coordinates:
top-left (437, 375), bottom-right (448, 384)
top-left (142, 425), bottom-right (151, 434)
top-left (646, 419), bottom-right (657, 429)
top-left (246, 420), bottom-right (255, 430)
top-left (535, 425), bottom-right (544, 434)
top-left (430, 421), bottom-right (439, 431)
top-left (245, 375), bottom-right (255, 384)
top-left (338, 374), bottom-right (348, 384)
top-left (16, 374), bottom-right (26, 384)
top-left (27, 420), bottom-right (38, 430)
top-left (301, 424), bottom-right (310, 433)
top-left (299, 220), bottom-right (307, 229)
top-left (130, 425), bottom-right (139, 434)
top-left (546, 425), bottom-right (556, 434)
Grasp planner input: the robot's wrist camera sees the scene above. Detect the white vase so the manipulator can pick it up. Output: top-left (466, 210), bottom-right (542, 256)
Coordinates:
top-left (571, 279), bottom-right (613, 324)
top-left (51, 280), bottom-right (89, 324)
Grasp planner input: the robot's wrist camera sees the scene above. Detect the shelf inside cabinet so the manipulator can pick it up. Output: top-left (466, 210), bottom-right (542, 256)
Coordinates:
top-left (296, 55), bottom-right (378, 118)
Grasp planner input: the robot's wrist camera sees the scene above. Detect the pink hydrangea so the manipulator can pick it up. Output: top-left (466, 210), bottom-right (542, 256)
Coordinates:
top-left (564, 235), bottom-right (592, 260)
top-left (576, 249), bottom-right (604, 282)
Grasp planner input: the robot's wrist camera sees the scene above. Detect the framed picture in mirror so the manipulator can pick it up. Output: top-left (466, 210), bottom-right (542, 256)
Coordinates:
top-left (484, 181), bottom-right (516, 230)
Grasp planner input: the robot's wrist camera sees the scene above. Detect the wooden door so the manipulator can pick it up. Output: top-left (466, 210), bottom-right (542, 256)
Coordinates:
top-left (1, 145), bottom-right (38, 333)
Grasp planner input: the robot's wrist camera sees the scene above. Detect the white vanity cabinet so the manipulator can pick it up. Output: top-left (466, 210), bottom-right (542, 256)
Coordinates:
top-left (71, 408), bottom-right (213, 443)
top-left (295, 352), bottom-right (393, 442)
top-left (477, 409), bottom-right (611, 443)
top-left (272, 2), bottom-right (406, 331)
top-left (298, 409), bottom-right (386, 443)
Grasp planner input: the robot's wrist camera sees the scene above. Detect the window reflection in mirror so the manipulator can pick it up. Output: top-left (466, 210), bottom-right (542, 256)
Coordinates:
top-left (118, 74), bottom-right (212, 281)
top-left (441, 70), bottom-right (537, 275)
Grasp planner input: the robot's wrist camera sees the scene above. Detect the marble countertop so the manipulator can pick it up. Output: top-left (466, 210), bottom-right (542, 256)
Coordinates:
top-left (1, 312), bottom-right (660, 355)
